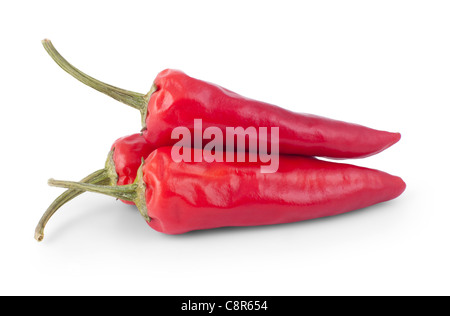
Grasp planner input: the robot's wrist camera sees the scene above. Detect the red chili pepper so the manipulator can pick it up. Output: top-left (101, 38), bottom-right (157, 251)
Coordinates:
top-left (48, 147), bottom-right (406, 235)
top-left (34, 133), bottom-right (154, 241)
top-left (42, 40), bottom-right (400, 159)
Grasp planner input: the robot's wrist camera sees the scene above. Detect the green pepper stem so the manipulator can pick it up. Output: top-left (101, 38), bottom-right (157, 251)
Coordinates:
top-left (48, 179), bottom-right (138, 202)
top-left (34, 169), bottom-right (111, 242)
top-left (47, 161), bottom-right (150, 223)
top-left (41, 39), bottom-right (153, 128)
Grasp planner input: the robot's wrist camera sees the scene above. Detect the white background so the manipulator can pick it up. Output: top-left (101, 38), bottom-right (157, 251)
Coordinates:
top-left (1, 1), bottom-right (449, 296)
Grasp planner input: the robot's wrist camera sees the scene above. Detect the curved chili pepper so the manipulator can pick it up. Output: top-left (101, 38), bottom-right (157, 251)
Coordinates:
top-left (34, 133), bottom-right (154, 241)
top-left (48, 147), bottom-right (406, 235)
top-left (42, 39), bottom-right (401, 159)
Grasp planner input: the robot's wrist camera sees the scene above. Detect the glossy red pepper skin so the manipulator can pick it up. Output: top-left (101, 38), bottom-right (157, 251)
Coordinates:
top-left (145, 69), bottom-right (401, 159)
top-left (41, 41), bottom-right (401, 160)
top-left (112, 134), bottom-right (152, 184)
top-left (111, 133), bottom-right (155, 203)
top-left (50, 147), bottom-right (406, 235)
top-left (142, 148), bottom-right (405, 234)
